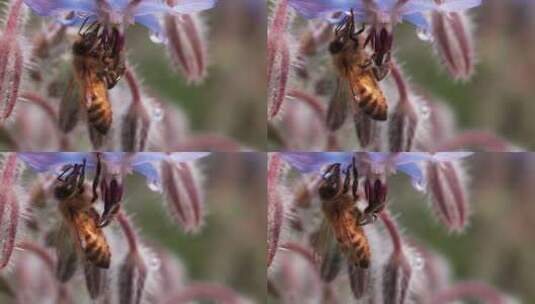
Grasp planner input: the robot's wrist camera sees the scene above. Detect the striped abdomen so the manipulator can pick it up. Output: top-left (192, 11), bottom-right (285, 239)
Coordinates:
top-left (331, 209), bottom-right (371, 268)
top-left (69, 207), bottom-right (111, 269)
top-left (86, 84), bottom-right (112, 135)
top-left (352, 72), bottom-right (388, 121)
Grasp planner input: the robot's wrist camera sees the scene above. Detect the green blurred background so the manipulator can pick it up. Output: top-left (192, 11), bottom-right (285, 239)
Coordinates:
top-left (388, 153), bottom-right (535, 302)
top-left (394, 0), bottom-right (535, 148)
top-left (122, 0), bottom-right (266, 149)
top-left (123, 153), bottom-right (266, 301)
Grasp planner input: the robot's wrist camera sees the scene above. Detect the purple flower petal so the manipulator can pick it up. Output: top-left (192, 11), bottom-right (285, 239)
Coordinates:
top-left (22, 0), bottom-right (97, 16)
top-left (135, 14), bottom-right (165, 41)
top-left (431, 152), bottom-right (474, 162)
top-left (171, 0), bottom-right (218, 14)
top-left (280, 152), bottom-right (353, 173)
top-left (18, 152), bottom-right (92, 172)
top-left (402, 12), bottom-right (429, 30)
top-left (288, 0), bottom-right (361, 19)
top-left (435, 0), bottom-right (482, 12)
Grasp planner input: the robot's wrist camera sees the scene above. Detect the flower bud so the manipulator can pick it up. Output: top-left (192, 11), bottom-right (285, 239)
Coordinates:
top-left (164, 12), bottom-right (208, 84)
top-left (382, 254), bottom-right (412, 304)
top-left (161, 160), bottom-right (205, 233)
top-left (426, 161), bottom-right (468, 232)
top-left (431, 11), bottom-right (474, 80)
top-left (0, 0), bottom-right (27, 123)
top-left (0, 153), bottom-right (24, 269)
top-left (268, 153), bottom-right (285, 267)
top-left (118, 251), bottom-right (147, 304)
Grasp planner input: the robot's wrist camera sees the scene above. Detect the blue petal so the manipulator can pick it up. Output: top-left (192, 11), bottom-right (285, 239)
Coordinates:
top-left (131, 152), bottom-right (209, 165)
top-left (280, 152), bottom-right (353, 173)
top-left (375, 0), bottom-right (396, 11)
top-left (23, 0), bottom-right (97, 16)
top-left (399, 0), bottom-right (436, 14)
top-left (431, 152), bottom-right (474, 162)
top-left (134, 14), bottom-right (165, 41)
top-left (288, 0), bottom-right (362, 19)
top-left (402, 12), bottom-right (429, 30)
top-left (435, 0), bottom-right (482, 12)
top-left (393, 153), bottom-right (433, 165)
top-left (396, 163), bottom-right (426, 191)
top-left (18, 152), bottom-right (93, 172)
top-left (132, 162), bottom-right (161, 190)
top-left (169, 152), bottom-right (211, 163)
top-left (171, 0), bottom-right (218, 14)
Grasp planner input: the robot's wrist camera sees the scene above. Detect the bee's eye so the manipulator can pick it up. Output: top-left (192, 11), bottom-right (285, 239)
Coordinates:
top-left (319, 181), bottom-right (339, 200)
top-left (54, 183), bottom-right (76, 200)
top-left (329, 40), bottom-right (344, 54)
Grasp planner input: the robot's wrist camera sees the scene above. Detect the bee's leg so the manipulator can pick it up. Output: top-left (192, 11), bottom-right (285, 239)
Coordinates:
top-left (357, 212), bottom-right (376, 226)
top-left (79, 17), bottom-right (91, 35)
top-left (351, 23), bottom-right (366, 43)
top-left (323, 163), bottom-right (341, 179)
top-left (372, 65), bottom-right (389, 81)
top-left (57, 164), bottom-right (74, 182)
top-left (364, 28), bottom-right (372, 48)
top-left (92, 153), bottom-right (102, 202)
top-left (352, 156), bottom-right (359, 200)
top-left (343, 164), bottom-right (351, 194)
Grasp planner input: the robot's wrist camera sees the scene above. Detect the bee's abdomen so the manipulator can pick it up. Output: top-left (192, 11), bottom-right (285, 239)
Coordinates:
top-left (355, 85), bottom-right (387, 121)
top-left (347, 228), bottom-right (370, 268)
top-left (333, 213), bottom-right (371, 269)
top-left (87, 97), bottom-right (112, 134)
top-left (83, 234), bottom-right (111, 269)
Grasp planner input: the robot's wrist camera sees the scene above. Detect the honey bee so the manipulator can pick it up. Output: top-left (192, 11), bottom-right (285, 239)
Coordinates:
top-left (54, 158), bottom-right (111, 269)
top-left (316, 158), bottom-right (370, 277)
top-left (326, 12), bottom-right (388, 131)
top-left (63, 21), bottom-right (125, 135)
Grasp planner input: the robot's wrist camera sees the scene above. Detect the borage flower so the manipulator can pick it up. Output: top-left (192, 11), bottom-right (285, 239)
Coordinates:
top-left (280, 152), bottom-right (473, 231)
top-left (18, 152), bottom-right (209, 232)
top-left (288, 0), bottom-right (481, 34)
top-left (280, 152), bottom-right (471, 188)
top-left (268, 152), bottom-right (480, 303)
top-left (22, 0), bottom-right (217, 42)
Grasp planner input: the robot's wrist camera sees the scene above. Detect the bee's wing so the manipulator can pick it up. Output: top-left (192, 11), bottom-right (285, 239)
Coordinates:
top-left (326, 78), bottom-right (349, 131)
top-left (59, 74), bottom-right (81, 133)
top-left (348, 261), bottom-right (370, 299)
top-left (83, 259), bottom-right (106, 299)
top-left (53, 221), bottom-right (79, 282)
top-left (311, 219), bottom-right (344, 282)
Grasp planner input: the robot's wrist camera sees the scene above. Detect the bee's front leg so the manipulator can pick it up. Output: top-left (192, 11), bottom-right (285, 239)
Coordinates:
top-left (357, 212), bottom-right (376, 226)
top-left (372, 66), bottom-right (388, 81)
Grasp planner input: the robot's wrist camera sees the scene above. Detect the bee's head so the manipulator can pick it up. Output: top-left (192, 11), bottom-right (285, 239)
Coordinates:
top-left (54, 180), bottom-right (77, 200)
top-left (329, 39), bottom-right (345, 54)
top-left (54, 161), bottom-right (86, 200)
top-left (318, 163), bottom-right (343, 200)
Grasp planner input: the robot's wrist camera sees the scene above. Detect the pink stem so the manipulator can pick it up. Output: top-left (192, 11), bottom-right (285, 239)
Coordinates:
top-left (117, 211), bottom-right (138, 252)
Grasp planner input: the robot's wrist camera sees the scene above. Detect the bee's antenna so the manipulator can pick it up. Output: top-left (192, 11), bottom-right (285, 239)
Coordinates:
top-left (79, 17), bottom-right (89, 35)
top-left (57, 164), bottom-right (74, 182)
